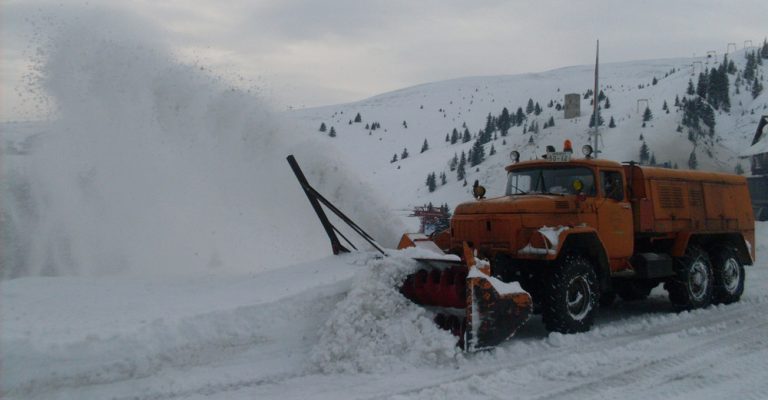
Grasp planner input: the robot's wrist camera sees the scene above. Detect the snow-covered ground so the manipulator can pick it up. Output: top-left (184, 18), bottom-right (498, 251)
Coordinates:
top-left (3, 224), bottom-right (768, 400)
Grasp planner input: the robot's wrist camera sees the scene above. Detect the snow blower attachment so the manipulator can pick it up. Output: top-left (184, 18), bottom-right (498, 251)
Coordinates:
top-left (287, 155), bottom-right (532, 351)
top-left (397, 234), bottom-right (532, 350)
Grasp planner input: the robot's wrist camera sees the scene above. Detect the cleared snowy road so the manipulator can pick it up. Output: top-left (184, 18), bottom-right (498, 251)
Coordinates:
top-left (3, 227), bottom-right (768, 400)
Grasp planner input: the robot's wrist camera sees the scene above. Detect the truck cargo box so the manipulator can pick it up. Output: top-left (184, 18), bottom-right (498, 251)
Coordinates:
top-left (625, 165), bottom-right (754, 254)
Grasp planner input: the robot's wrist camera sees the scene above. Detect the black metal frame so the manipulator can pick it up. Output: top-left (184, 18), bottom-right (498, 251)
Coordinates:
top-left (286, 155), bottom-right (387, 256)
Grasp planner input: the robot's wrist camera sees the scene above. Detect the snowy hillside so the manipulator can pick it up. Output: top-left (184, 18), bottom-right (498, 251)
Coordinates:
top-left (288, 50), bottom-right (768, 213)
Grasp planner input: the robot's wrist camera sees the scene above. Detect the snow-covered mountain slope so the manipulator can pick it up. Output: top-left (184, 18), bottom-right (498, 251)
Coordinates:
top-left (288, 50), bottom-right (768, 213)
top-left (4, 223), bottom-right (768, 400)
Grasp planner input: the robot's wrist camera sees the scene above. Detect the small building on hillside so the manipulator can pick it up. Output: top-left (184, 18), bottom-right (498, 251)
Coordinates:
top-left (740, 115), bottom-right (768, 220)
top-left (564, 93), bottom-right (580, 119)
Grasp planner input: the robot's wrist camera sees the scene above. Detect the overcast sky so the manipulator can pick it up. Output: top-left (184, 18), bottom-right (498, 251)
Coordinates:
top-left (2, 0), bottom-right (767, 120)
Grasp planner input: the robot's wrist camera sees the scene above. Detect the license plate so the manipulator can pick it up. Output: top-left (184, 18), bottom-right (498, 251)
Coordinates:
top-left (547, 152), bottom-right (572, 162)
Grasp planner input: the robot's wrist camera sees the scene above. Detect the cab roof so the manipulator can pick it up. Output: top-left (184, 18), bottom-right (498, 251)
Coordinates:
top-left (504, 157), bottom-right (622, 172)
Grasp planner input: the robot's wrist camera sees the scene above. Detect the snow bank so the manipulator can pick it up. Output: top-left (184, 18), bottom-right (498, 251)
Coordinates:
top-left (310, 251), bottom-right (460, 373)
top-left (1, 255), bottom-right (358, 398)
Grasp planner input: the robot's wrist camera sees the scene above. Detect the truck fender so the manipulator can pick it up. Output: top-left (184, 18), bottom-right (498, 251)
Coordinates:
top-left (554, 228), bottom-right (612, 292)
top-left (673, 232), bottom-right (754, 266)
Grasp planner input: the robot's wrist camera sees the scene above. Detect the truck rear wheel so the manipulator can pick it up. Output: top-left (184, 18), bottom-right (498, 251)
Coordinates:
top-left (542, 255), bottom-right (599, 333)
top-left (710, 248), bottom-right (744, 304)
top-left (665, 245), bottom-right (713, 309)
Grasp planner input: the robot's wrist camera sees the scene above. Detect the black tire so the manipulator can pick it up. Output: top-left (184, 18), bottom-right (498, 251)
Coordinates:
top-left (664, 245), bottom-right (713, 309)
top-left (542, 255), bottom-right (599, 333)
top-left (710, 247), bottom-right (745, 304)
top-left (615, 280), bottom-right (653, 302)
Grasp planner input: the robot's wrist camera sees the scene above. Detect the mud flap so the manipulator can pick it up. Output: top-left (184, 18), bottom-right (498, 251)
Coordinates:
top-left (464, 269), bottom-right (533, 351)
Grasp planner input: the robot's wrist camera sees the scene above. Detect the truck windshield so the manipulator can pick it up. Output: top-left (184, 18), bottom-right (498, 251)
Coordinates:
top-left (506, 167), bottom-right (595, 196)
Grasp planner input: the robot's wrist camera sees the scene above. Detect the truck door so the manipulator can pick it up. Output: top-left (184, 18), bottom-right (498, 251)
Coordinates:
top-left (597, 169), bottom-right (634, 262)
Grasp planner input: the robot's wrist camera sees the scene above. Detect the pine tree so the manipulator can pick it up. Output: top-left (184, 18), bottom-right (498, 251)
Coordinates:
top-left (421, 139), bottom-right (429, 153)
top-left (457, 152), bottom-right (467, 181)
top-left (680, 81), bottom-right (692, 98)
top-left (707, 63), bottom-right (730, 111)
top-left (530, 121), bottom-right (539, 134)
top-left (319, 122), bottom-right (327, 132)
top-left (391, 153), bottom-right (398, 163)
top-left (451, 128), bottom-right (459, 144)
top-left (700, 102), bottom-right (716, 135)
top-left (526, 98), bottom-right (535, 114)
top-left (753, 76), bottom-right (764, 99)
top-left (402, 120), bottom-right (408, 128)
top-left (744, 51), bottom-right (757, 82)
top-left (515, 107), bottom-right (526, 125)
top-left (498, 107), bottom-right (511, 136)
top-left (650, 153), bottom-right (657, 165)
top-left (652, 77), bottom-right (658, 85)
top-left (534, 102), bottom-right (542, 115)
top-left (489, 144), bottom-right (496, 156)
top-left (329, 126), bottom-right (336, 137)
top-left (462, 128), bottom-right (471, 143)
top-left (449, 153), bottom-right (458, 171)
top-left (547, 116), bottom-right (555, 128)
top-left (598, 90), bottom-right (606, 101)
top-left (604, 97), bottom-right (611, 109)
top-left (440, 172), bottom-right (447, 185)
top-left (762, 38), bottom-right (768, 59)
top-left (470, 140), bottom-right (485, 166)
top-left (354, 113), bottom-right (362, 123)
top-left (639, 142), bottom-right (650, 164)
top-left (643, 106), bottom-right (653, 122)
top-left (482, 113), bottom-right (495, 143)
top-left (696, 71), bottom-right (709, 98)
top-left (426, 172), bottom-right (437, 192)
top-left (445, 133), bottom-right (450, 142)
top-left (674, 95), bottom-right (681, 107)
top-left (662, 100), bottom-right (668, 111)
top-left (688, 150), bottom-right (698, 170)
top-left (609, 116), bottom-right (616, 128)
top-left (401, 147), bottom-right (409, 159)
top-left (589, 108), bottom-right (604, 127)
top-left (365, 123), bottom-right (370, 129)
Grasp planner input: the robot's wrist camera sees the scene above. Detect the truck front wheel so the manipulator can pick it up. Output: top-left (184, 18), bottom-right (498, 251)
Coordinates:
top-left (542, 255), bottom-right (599, 333)
top-left (710, 247), bottom-right (744, 304)
top-left (665, 245), bottom-right (713, 309)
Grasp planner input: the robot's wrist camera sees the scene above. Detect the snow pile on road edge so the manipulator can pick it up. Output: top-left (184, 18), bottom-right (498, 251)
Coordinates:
top-left (310, 252), bottom-right (460, 373)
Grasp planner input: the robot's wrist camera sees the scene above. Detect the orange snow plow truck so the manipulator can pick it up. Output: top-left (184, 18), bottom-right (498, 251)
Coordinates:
top-left (287, 145), bottom-right (755, 351)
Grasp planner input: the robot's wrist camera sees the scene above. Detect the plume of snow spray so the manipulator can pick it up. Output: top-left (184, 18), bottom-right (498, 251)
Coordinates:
top-left (2, 7), bottom-right (403, 278)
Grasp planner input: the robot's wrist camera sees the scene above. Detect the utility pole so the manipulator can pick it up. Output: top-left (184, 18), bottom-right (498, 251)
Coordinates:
top-left (592, 40), bottom-right (601, 157)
